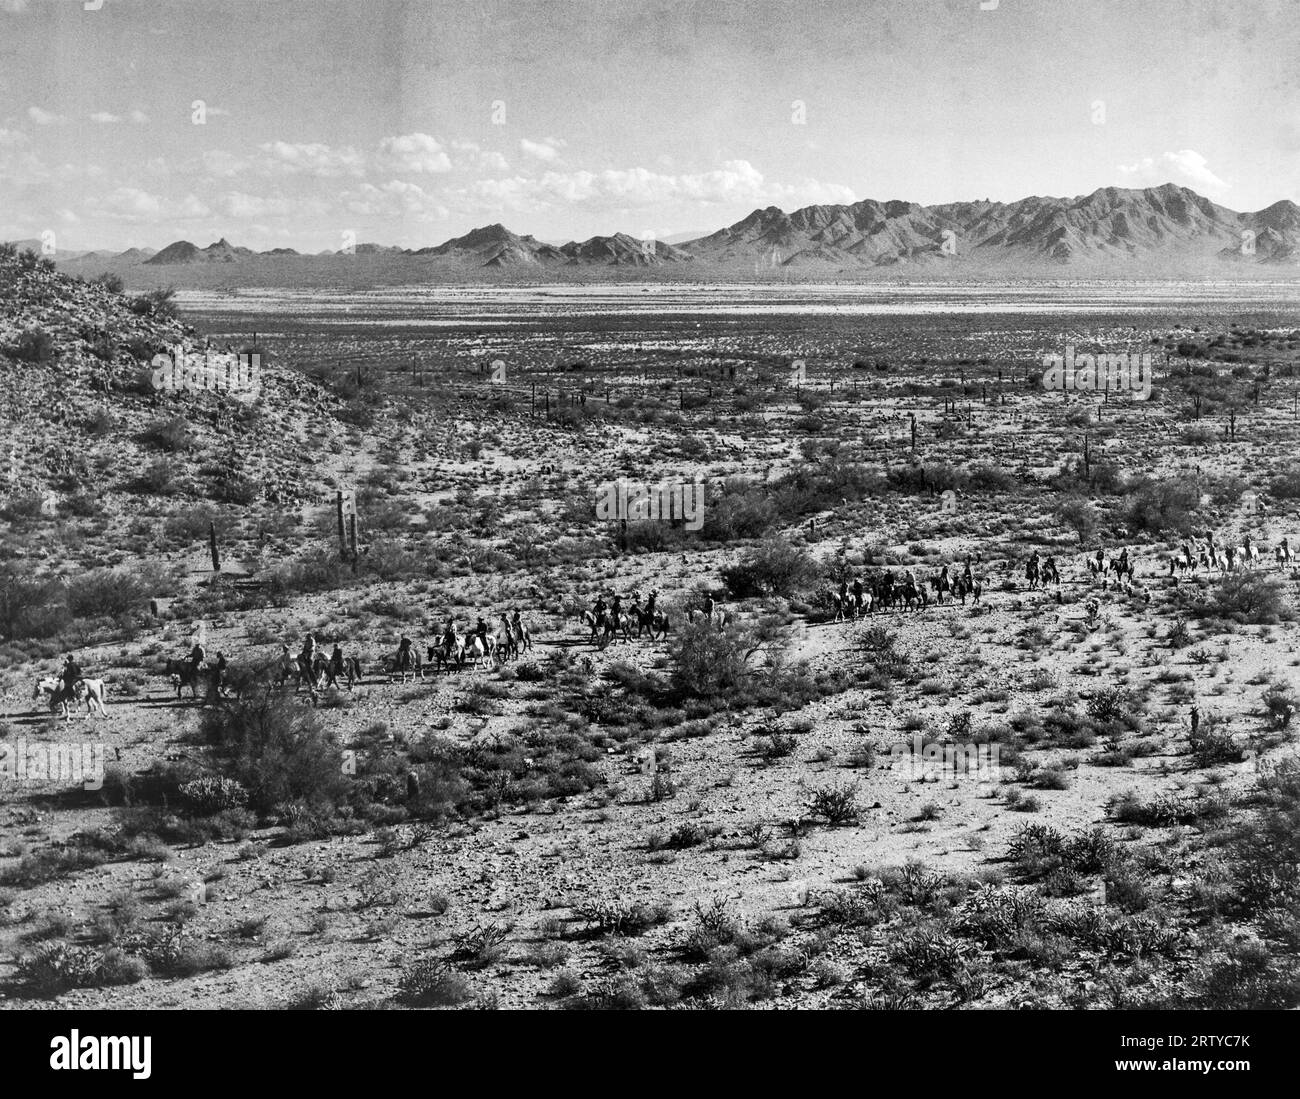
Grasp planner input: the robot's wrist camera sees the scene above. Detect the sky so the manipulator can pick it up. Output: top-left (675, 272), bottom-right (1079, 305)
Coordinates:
top-left (0, 0), bottom-right (1297, 252)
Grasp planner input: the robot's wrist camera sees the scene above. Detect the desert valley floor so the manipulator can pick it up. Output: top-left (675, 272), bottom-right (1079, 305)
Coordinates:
top-left (2, 268), bottom-right (1300, 1010)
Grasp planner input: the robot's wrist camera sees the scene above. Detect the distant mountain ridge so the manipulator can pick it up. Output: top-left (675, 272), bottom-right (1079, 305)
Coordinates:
top-left (25, 184), bottom-right (1300, 276)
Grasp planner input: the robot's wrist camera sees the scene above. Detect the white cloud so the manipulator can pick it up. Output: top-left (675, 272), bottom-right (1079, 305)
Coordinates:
top-left (27, 107), bottom-right (65, 126)
top-left (451, 140), bottom-right (508, 173)
top-left (89, 112), bottom-right (121, 124)
top-left (0, 127), bottom-right (27, 149)
top-left (200, 149), bottom-right (245, 178)
top-left (378, 132), bottom-right (451, 174)
top-left (85, 187), bottom-right (211, 221)
top-left (216, 191), bottom-right (323, 220)
top-left (257, 140), bottom-right (366, 178)
top-left (1117, 149), bottom-right (1228, 194)
top-left (1, 1), bottom-right (30, 14)
top-left (343, 179), bottom-right (449, 221)
top-left (129, 109), bottom-right (150, 125)
top-left (520, 137), bottom-right (566, 162)
top-left (454, 159), bottom-right (854, 215)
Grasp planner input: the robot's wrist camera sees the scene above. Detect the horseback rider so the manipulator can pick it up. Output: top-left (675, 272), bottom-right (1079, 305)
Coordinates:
top-left (58, 653), bottom-right (82, 709)
top-left (593, 596), bottom-right (608, 626)
top-left (442, 618), bottom-right (458, 653)
top-left (189, 638), bottom-right (206, 670)
top-left (475, 617), bottom-right (490, 648)
top-left (510, 608), bottom-right (523, 635)
top-left (397, 634), bottom-right (412, 668)
top-left (326, 643), bottom-right (345, 688)
top-left (211, 651), bottom-right (228, 698)
top-left (611, 593), bottom-right (623, 626)
top-left (646, 590), bottom-right (658, 616)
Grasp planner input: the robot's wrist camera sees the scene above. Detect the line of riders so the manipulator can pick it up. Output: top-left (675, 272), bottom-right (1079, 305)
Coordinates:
top-left (126, 530), bottom-right (1300, 707)
top-left (830, 556), bottom-right (990, 619)
top-left (160, 609), bottom-right (535, 702)
top-left (582, 589), bottom-right (671, 645)
top-left (1168, 533), bottom-right (1290, 575)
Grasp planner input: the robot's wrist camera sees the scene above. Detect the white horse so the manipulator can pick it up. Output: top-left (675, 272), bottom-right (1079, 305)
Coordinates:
top-left (72, 679), bottom-right (108, 718)
top-left (33, 676), bottom-right (106, 719)
top-left (462, 634), bottom-right (498, 669)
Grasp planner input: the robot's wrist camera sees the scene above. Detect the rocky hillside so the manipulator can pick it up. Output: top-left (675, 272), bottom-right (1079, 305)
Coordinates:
top-left (0, 243), bottom-right (344, 543)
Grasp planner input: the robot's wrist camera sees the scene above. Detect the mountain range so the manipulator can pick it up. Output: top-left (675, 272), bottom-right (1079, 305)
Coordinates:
top-left (18, 184), bottom-right (1300, 279)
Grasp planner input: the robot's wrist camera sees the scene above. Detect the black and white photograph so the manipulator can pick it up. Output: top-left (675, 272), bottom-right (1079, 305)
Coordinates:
top-left (0, 0), bottom-right (1297, 1070)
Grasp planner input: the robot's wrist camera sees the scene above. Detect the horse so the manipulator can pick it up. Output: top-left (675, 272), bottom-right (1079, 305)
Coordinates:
top-left (509, 620), bottom-right (533, 653)
top-left (1025, 558), bottom-right (1041, 590)
top-left (32, 676), bottom-right (61, 714)
top-left (34, 677), bottom-right (105, 720)
top-left (428, 635), bottom-right (466, 673)
top-left (164, 658), bottom-right (203, 700)
top-left (386, 645), bottom-right (423, 683)
top-left (496, 619), bottom-right (519, 662)
top-left (462, 634), bottom-right (498, 669)
top-left (71, 678), bottom-right (108, 718)
top-left (637, 609), bottom-right (670, 640)
top-left (323, 655), bottom-right (364, 690)
top-left (1275, 538), bottom-right (1291, 568)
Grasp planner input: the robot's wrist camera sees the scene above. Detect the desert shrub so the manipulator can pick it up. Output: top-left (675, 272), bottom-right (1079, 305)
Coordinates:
top-left (128, 286), bottom-right (179, 321)
top-left (1055, 496), bottom-right (1099, 544)
top-left (1196, 574), bottom-right (1285, 625)
top-left (1124, 476), bottom-right (1200, 536)
top-left (1269, 465), bottom-right (1300, 500)
top-left (1181, 938), bottom-right (1300, 1009)
top-left (888, 928), bottom-right (967, 980)
top-left (574, 899), bottom-right (672, 938)
top-left (178, 776), bottom-right (250, 815)
top-left (15, 942), bottom-right (145, 995)
top-left (721, 537), bottom-right (817, 598)
top-left (198, 690), bottom-right (347, 813)
top-left (141, 416), bottom-right (196, 453)
top-left (806, 782), bottom-right (860, 825)
top-left (699, 489), bottom-right (778, 541)
top-left (1261, 683), bottom-right (1298, 730)
top-left (134, 458), bottom-right (176, 495)
top-left (397, 957), bottom-right (475, 1009)
top-left (65, 567), bottom-right (149, 620)
top-left (266, 548), bottom-right (347, 601)
top-left (668, 617), bottom-right (762, 700)
top-left (0, 569), bottom-right (71, 639)
top-left (10, 326), bottom-right (55, 364)
top-left (0, 846), bottom-right (104, 888)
